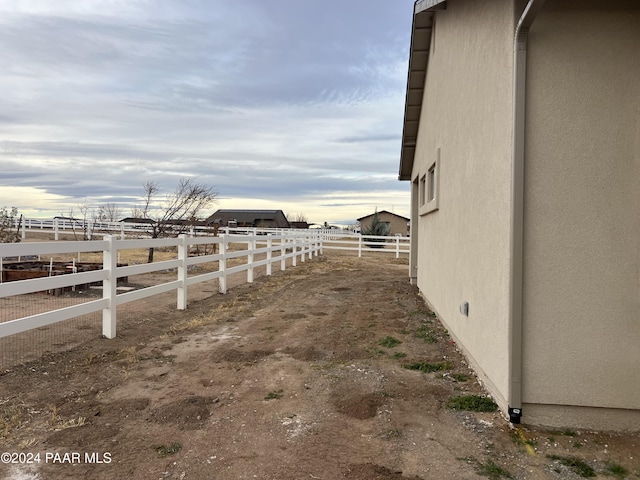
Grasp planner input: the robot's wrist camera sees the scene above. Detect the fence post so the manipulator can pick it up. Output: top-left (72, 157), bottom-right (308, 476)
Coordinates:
top-left (358, 235), bottom-right (362, 258)
top-left (292, 237), bottom-right (297, 267)
top-left (54, 218), bottom-right (59, 241)
top-left (395, 236), bottom-right (400, 259)
top-left (300, 235), bottom-right (306, 263)
top-left (308, 235), bottom-right (312, 260)
top-left (219, 235), bottom-right (227, 294)
top-left (266, 234), bottom-right (272, 276)
top-left (281, 237), bottom-right (286, 271)
top-left (120, 222), bottom-right (125, 240)
top-left (247, 235), bottom-right (255, 283)
top-left (21, 219), bottom-right (26, 240)
top-left (177, 234), bottom-right (188, 310)
top-left (102, 235), bottom-right (117, 339)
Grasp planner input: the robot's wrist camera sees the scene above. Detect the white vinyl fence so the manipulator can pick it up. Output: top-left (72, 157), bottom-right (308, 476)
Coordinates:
top-left (14, 217), bottom-right (217, 241)
top-left (224, 227), bottom-right (410, 258)
top-left (0, 226), bottom-right (409, 369)
top-left (14, 218), bottom-right (410, 257)
top-left (320, 233), bottom-right (410, 257)
top-left (0, 231), bottom-right (320, 342)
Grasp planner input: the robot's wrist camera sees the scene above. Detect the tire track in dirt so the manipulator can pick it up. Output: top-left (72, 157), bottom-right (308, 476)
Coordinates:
top-left (1, 254), bottom-right (638, 480)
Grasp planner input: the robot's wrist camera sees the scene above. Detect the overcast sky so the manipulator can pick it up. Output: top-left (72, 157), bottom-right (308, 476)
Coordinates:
top-left (0, 0), bottom-right (414, 226)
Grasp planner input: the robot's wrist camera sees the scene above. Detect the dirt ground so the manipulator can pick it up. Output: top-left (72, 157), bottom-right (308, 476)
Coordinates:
top-left (1, 252), bottom-right (638, 480)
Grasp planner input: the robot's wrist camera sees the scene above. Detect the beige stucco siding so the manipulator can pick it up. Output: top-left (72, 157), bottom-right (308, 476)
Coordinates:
top-left (523, 2), bottom-right (640, 422)
top-left (359, 212), bottom-right (409, 237)
top-left (412, 0), bottom-right (515, 409)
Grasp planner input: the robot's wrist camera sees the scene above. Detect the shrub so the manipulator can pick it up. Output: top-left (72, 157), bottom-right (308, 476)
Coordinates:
top-left (446, 395), bottom-right (498, 412)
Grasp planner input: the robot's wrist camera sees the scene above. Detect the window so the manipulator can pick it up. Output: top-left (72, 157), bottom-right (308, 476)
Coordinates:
top-left (427, 164), bottom-right (436, 202)
top-left (419, 148), bottom-right (440, 216)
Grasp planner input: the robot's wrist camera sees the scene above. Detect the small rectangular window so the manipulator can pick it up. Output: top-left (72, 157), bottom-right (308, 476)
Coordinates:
top-left (419, 148), bottom-right (440, 216)
top-left (427, 164), bottom-right (436, 202)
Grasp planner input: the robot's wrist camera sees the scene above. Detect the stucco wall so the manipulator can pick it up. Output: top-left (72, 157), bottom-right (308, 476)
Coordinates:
top-left (523, 2), bottom-right (640, 427)
top-left (360, 211), bottom-right (409, 237)
top-left (411, 0), bottom-right (515, 409)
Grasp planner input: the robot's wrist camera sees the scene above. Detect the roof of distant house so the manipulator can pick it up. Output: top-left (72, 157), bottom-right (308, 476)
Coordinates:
top-left (357, 210), bottom-right (410, 222)
top-left (206, 209), bottom-right (290, 226)
top-left (120, 217), bottom-right (155, 224)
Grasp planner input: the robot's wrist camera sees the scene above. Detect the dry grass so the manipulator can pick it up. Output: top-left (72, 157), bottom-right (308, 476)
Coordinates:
top-left (165, 315), bottom-right (212, 337)
top-left (1, 397), bottom-right (32, 439)
top-left (119, 345), bottom-right (139, 364)
top-left (48, 406), bottom-right (86, 431)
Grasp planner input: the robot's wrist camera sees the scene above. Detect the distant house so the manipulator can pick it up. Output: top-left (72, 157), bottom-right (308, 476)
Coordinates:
top-left (289, 221), bottom-right (311, 230)
top-left (206, 210), bottom-right (290, 229)
top-left (357, 211), bottom-right (409, 237)
top-left (120, 217), bottom-right (155, 224)
top-left (398, 0), bottom-right (639, 430)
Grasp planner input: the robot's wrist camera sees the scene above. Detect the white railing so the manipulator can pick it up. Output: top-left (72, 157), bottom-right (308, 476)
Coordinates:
top-left (321, 234), bottom-right (410, 258)
top-left (0, 231), bottom-right (321, 341)
top-left (12, 219), bottom-right (407, 253)
top-left (219, 227), bottom-right (409, 257)
top-left (14, 217), bottom-right (219, 240)
top-left (14, 218), bottom-right (348, 241)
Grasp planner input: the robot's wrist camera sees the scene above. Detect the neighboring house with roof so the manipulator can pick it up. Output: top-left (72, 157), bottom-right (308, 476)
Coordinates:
top-left (398, 0), bottom-right (639, 430)
top-left (357, 211), bottom-right (410, 237)
top-left (206, 210), bottom-right (290, 229)
top-left (290, 221), bottom-right (311, 229)
top-left (120, 217), bottom-right (155, 224)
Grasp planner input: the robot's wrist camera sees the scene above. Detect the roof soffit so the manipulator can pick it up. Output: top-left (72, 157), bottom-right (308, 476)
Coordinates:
top-left (398, 1), bottom-right (446, 181)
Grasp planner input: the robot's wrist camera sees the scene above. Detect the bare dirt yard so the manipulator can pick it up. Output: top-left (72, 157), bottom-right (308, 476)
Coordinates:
top-left (1, 252), bottom-right (638, 480)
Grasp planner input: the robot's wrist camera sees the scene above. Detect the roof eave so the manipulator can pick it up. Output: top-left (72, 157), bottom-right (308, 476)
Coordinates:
top-left (398, 0), bottom-right (446, 181)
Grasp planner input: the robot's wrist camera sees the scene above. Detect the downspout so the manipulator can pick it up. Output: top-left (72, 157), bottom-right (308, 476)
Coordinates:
top-left (509, 0), bottom-right (545, 424)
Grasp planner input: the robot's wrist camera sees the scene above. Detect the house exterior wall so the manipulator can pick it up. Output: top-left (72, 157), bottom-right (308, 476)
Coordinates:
top-left (522, 1), bottom-right (640, 429)
top-left (359, 211), bottom-right (409, 237)
top-left (410, 0), bottom-right (516, 411)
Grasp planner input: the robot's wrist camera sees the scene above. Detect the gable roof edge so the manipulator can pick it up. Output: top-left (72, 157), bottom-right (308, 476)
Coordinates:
top-left (399, 1), bottom-right (446, 181)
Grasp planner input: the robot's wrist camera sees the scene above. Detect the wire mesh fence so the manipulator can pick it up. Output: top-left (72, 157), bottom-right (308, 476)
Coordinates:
top-left (1, 231), bottom-right (400, 373)
top-left (0, 244), bottom-right (308, 372)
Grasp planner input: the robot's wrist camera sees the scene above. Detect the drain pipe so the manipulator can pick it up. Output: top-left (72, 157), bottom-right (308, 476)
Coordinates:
top-left (509, 0), bottom-right (545, 424)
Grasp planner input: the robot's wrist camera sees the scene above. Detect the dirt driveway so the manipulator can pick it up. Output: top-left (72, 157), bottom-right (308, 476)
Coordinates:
top-left (1, 253), bottom-right (638, 480)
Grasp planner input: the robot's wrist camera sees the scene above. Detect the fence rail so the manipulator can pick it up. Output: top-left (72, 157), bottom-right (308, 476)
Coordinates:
top-left (0, 232), bottom-right (321, 342)
top-left (14, 217), bottom-right (218, 240)
top-left (0, 227), bottom-right (409, 367)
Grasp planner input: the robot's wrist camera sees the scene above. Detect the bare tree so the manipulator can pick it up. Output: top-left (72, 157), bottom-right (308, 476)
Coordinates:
top-left (138, 178), bottom-right (218, 262)
top-left (78, 199), bottom-right (97, 240)
top-left (59, 202), bottom-right (122, 240)
top-left (60, 198), bottom-right (95, 240)
top-left (98, 203), bottom-right (123, 222)
top-left (289, 212), bottom-right (308, 223)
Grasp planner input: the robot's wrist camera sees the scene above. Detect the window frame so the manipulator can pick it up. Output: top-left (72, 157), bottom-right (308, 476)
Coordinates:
top-left (419, 148), bottom-right (440, 216)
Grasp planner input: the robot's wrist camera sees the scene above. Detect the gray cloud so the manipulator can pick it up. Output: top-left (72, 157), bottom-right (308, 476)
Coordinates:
top-left (0, 0), bottom-right (414, 223)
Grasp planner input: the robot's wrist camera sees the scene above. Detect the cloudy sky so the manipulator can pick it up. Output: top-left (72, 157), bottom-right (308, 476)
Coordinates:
top-left (0, 0), bottom-right (414, 226)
